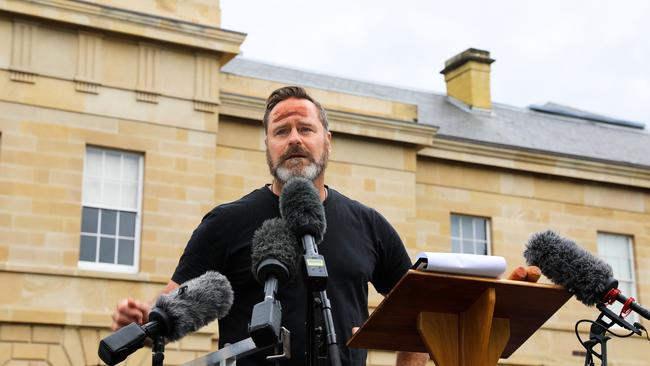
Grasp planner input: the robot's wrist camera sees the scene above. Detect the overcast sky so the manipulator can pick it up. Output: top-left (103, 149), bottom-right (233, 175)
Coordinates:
top-left (220, 0), bottom-right (649, 127)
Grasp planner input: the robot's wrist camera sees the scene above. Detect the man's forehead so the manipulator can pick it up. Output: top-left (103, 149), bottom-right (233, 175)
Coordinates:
top-left (270, 109), bottom-right (307, 123)
top-left (269, 99), bottom-right (317, 123)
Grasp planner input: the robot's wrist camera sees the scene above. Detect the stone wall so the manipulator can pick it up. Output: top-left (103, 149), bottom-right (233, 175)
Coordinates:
top-left (416, 157), bottom-right (650, 365)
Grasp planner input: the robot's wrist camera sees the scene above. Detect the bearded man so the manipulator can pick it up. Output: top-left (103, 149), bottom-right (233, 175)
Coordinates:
top-left (111, 86), bottom-right (442, 365)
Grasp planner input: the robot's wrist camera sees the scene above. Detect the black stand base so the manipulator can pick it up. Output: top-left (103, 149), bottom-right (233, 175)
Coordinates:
top-left (581, 303), bottom-right (642, 366)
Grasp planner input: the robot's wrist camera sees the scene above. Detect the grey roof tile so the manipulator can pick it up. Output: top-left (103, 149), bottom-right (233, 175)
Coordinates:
top-left (222, 57), bottom-right (650, 168)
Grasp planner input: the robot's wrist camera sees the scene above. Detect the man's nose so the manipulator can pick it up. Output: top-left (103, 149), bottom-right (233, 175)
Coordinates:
top-left (288, 128), bottom-right (302, 144)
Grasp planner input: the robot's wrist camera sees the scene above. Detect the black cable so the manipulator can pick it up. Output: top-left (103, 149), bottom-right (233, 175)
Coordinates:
top-left (575, 320), bottom-right (604, 365)
top-left (575, 316), bottom-right (650, 366)
top-left (575, 317), bottom-right (650, 366)
top-left (636, 323), bottom-right (650, 342)
top-left (575, 319), bottom-right (636, 344)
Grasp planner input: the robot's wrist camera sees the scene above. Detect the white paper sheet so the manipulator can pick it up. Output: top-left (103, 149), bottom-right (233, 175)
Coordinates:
top-left (415, 252), bottom-right (506, 278)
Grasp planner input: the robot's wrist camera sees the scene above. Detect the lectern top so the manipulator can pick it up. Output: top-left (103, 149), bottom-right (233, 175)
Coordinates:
top-left (347, 270), bottom-right (571, 358)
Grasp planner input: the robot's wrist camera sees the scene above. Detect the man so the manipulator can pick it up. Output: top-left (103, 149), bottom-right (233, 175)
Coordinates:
top-left (112, 86), bottom-right (536, 365)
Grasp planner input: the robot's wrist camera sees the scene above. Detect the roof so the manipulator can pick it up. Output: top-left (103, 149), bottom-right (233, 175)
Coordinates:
top-left (529, 102), bottom-right (645, 129)
top-left (222, 57), bottom-right (650, 169)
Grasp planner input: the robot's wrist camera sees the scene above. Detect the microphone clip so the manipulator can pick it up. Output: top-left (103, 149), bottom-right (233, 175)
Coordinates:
top-left (603, 288), bottom-right (620, 305)
top-left (303, 254), bottom-right (328, 292)
top-left (621, 297), bottom-right (636, 318)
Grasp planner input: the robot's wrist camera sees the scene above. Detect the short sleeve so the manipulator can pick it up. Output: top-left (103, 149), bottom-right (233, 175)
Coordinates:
top-left (370, 210), bottom-right (412, 294)
top-left (171, 207), bottom-right (229, 285)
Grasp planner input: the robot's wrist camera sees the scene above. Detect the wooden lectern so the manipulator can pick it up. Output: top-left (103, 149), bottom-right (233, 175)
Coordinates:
top-left (347, 270), bottom-right (571, 366)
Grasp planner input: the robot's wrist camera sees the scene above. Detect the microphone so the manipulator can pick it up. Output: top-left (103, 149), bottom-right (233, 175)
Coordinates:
top-left (279, 178), bottom-right (342, 365)
top-left (251, 217), bottom-right (301, 285)
top-left (98, 271), bottom-right (234, 365)
top-left (248, 217), bottom-right (300, 346)
top-left (524, 230), bottom-right (650, 320)
top-left (279, 177), bottom-right (327, 243)
top-left (279, 177), bottom-right (328, 291)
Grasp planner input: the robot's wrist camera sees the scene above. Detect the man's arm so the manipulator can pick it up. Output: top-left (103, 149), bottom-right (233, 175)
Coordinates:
top-left (110, 280), bottom-right (179, 331)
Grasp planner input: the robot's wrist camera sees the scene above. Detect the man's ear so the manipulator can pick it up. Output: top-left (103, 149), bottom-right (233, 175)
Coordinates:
top-left (326, 131), bottom-right (332, 152)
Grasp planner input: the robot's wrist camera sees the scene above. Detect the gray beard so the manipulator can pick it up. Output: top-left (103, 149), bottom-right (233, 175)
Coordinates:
top-left (267, 149), bottom-right (328, 184)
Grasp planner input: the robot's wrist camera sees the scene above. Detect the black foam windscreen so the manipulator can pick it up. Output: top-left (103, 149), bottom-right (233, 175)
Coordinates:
top-left (251, 217), bottom-right (300, 283)
top-left (155, 271), bottom-right (233, 341)
top-left (524, 230), bottom-right (614, 306)
top-left (279, 177), bottom-right (327, 243)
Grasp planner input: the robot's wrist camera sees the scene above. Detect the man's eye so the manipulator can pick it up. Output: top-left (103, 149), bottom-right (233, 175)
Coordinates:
top-left (299, 127), bottom-right (314, 133)
top-left (275, 128), bottom-right (288, 136)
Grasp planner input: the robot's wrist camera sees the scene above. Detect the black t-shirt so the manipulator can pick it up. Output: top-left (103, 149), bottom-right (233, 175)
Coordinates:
top-left (172, 186), bottom-right (412, 365)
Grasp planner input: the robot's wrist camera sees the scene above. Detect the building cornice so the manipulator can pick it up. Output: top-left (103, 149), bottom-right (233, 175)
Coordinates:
top-left (419, 137), bottom-right (650, 189)
top-left (218, 92), bottom-right (264, 120)
top-left (220, 92), bottom-right (438, 147)
top-left (0, 0), bottom-right (246, 60)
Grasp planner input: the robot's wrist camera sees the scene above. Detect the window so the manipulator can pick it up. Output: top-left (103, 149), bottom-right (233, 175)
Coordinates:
top-left (79, 147), bottom-right (143, 273)
top-left (597, 233), bottom-right (638, 322)
top-left (451, 214), bottom-right (490, 255)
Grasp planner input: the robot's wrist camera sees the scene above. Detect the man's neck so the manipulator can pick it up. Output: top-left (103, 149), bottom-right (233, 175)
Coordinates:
top-left (271, 177), bottom-right (328, 202)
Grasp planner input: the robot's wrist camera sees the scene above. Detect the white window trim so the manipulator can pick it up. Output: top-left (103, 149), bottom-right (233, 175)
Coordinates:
top-left (451, 214), bottom-right (492, 255)
top-left (485, 220), bottom-right (492, 256)
top-left (78, 147), bottom-right (144, 274)
top-left (597, 232), bottom-right (638, 324)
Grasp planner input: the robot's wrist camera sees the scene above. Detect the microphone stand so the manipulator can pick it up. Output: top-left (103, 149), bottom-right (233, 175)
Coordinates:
top-left (152, 335), bottom-right (165, 366)
top-left (178, 328), bottom-right (291, 366)
top-left (300, 235), bottom-right (342, 366)
top-left (581, 303), bottom-right (642, 366)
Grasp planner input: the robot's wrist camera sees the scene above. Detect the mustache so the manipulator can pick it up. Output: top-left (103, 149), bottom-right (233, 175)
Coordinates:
top-left (279, 146), bottom-right (314, 163)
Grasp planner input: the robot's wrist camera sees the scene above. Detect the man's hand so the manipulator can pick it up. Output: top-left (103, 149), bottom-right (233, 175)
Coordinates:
top-left (507, 265), bottom-right (541, 282)
top-left (352, 328), bottom-right (429, 365)
top-left (110, 298), bottom-right (151, 331)
top-left (110, 281), bottom-right (178, 332)
top-left (396, 351), bottom-right (429, 365)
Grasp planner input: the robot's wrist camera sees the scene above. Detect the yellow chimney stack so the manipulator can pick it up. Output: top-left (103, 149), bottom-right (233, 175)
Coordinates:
top-left (440, 48), bottom-right (494, 110)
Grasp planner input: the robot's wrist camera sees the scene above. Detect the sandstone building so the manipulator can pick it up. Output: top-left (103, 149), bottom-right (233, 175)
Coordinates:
top-left (1, 1), bottom-right (648, 365)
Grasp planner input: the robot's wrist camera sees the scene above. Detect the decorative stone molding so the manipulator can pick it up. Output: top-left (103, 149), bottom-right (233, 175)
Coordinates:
top-left (219, 92), bottom-right (265, 120)
top-left (419, 137), bottom-right (650, 189)
top-left (0, 0), bottom-right (245, 60)
top-left (194, 101), bottom-right (218, 113)
top-left (9, 20), bottom-right (38, 83)
top-left (135, 43), bottom-right (160, 103)
top-left (219, 92), bottom-right (437, 147)
top-left (9, 70), bottom-right (35, 83)
top-left (74, 81), bottom-right (100, 94)
top-left (74, 32), bottom-right (102, 94)
top-left (193, 53), bottom-right (220, 113)
top-left (135, 91), bottom-right (159, 103)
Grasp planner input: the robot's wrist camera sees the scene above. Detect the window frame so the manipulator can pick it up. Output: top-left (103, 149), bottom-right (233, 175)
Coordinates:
top-left (597, 231), bottom-right (638, 323)
top-left (450, 213), bottom-right (492, 255)
top-left (78, 146), bottom-right (144, 274)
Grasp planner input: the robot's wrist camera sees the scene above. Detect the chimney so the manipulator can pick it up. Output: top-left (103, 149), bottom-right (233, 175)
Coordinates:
top-left (440, 48), bottom-right (495, 110)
